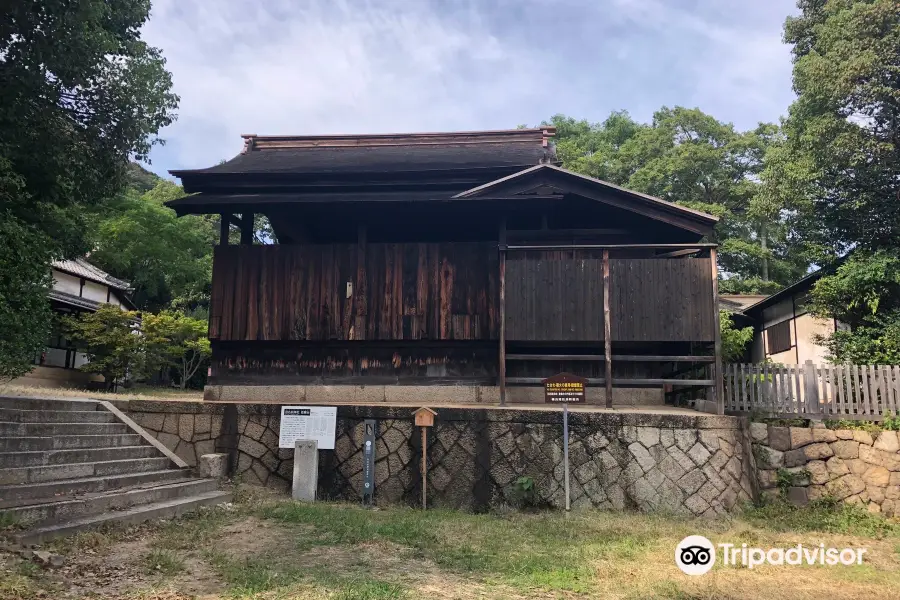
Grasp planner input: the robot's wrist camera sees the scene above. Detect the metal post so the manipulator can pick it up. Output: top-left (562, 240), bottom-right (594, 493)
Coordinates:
top-left (563, 403), bottom-right (570, 511)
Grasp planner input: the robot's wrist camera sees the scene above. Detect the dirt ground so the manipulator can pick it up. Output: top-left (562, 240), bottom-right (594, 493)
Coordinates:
top-left (2, 490), bottom-right (899, 600)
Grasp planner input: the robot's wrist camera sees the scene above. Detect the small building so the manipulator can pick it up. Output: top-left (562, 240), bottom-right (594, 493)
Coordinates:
top-left (13, 258), bottom-right (134, 388)
top-left (741, 269), bottom-right (844, 365)
top-left (167, 128), bottom-right (725, 412)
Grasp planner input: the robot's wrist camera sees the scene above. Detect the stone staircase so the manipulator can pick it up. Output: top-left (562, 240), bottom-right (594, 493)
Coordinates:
top-left (0, 397), bottom-right (230, 544)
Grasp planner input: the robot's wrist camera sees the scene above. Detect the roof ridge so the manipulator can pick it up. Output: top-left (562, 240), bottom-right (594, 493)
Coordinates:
top-left (241, 127), bottom-right (556, 152)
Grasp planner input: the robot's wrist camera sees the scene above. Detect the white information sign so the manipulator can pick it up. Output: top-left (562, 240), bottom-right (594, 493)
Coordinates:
top-left (279, 406), bottom-right (337, 450)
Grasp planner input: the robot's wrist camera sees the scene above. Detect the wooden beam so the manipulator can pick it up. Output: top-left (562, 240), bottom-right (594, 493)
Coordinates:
top-left (499, 217), bottom-right (507, 406)
top-left (507, 228), bottom-right (629, 239)
top-left (506, 377), bottom-right (714, 386)
top-left (603, 249), bottom-right (613, 408)
top-left (239, 212), bottom-right (254, 245)
top-left (711, 247), bottom-right (725, 415)
top-left (219, 213), bottom-right (230, 245)
top-left (506, 354), bottom-right (716, 363)
top-left (655, 248), bottom-right (701, 258)
top-left (506, 243), bottom-right (718, 250)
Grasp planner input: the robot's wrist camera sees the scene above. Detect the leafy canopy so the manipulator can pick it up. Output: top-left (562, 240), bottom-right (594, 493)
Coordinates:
top-left (0, 0), bottom-right (178, 378)
top-left (62, 305), bottom-right (143, 389)
top-left (142, 311), bottom-right (211, 389)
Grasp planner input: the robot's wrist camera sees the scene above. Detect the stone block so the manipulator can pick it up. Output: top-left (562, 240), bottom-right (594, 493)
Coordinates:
top-left (244, 419), bottom-right (266, 442)
top-left (178, 414), bottom-right (194, 442)
top-left (867, 502), bottom-right (881, 514)
top-left (873, 431), bottom-right (900, 453)
top-left (292, 441), bottom-right (318, 501)
top-left (790, 428), bottom-right (814, 449)
top-left (852, 431), bottom-right (874, 446)
top-left (195, 439), bottom-right (215, 459)
top-left (175, 440), bottom-right (197, 466)
top-left (157, 431), bottom-right (179, 451)
top-left (756, 446), bottom-right (784, 469)
top-left (825, 474), bottom-right (865, 500)
top-left (806, 460), bottom-right (830, 485)
top-left (811, 428), bottom-right (837, 443)
top-left (861, 465), bottom-right (890, 487)
top-left (749, 422), bottom-right (768, 443)
top-left (883, 499), bottom-right (896, 517)
top-left (195, 414), bottom-right (212, 436)
top-left (685, 493), bottom-right (710, 516)
top-left (198, 453), bottom-right (228, 478)
top-left (757, 469), bottom-right (777, 490)
top-left (768, 426), bottom-right (791, 451)
top-left (825, 457), bottom-right (850, 476)
top-left (783, 449), bottom-right (808, 468)
top-left (808, 485), bottom-right (827, 501)
top-left (860, 445), bottom-right (900, 471)
top-left (687, 442), bottom-right (711, 466)
top-left (867, 486), bottom-right (885, 504)
top-left (830, 440), bottom-right (860, 459)
top-left (846, 458), bottom-right (868, 475)
top-left (787, 486), bottom-right (809, 507)
top-left (784, 466), bottom-right (811, 486)
top-left (803, 442), bottom-right (834, 460)
top-left (162, 414), bottom-right (178, 435)
top-left (698, 430), bottom-right (720, 452)
top-left (628, 442), bottom-right (656, 473)
top-left (674, 430), bottom-right (697, 452)
top-left (636, 427), bottom-right (660, 448)
top-left (238, 436), bottom-right (268, 460)
top-left (660, 429), bottom-right (675, 448)
top-left (834, 429), bottom-right (854, 440)
top-left (137, 412), bottom-right (165, 432)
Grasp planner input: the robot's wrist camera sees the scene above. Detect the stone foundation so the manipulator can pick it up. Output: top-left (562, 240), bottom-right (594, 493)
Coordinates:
top-left (750, 424), bottom-right (900, 516)
top-left (118, 401), bottom-right (754, 515)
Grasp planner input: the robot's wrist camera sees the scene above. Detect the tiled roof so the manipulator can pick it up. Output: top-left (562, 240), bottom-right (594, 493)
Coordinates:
top-left (51, 258), bottom-right (132, 291)
top-left (170, 128), bottom-right (557, 176)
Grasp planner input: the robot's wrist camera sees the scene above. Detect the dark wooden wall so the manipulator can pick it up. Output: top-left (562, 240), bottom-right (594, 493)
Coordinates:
top-left (209, 243), bottom-right (499, 342)
top-left (504, 252), bottom-right (715, 342)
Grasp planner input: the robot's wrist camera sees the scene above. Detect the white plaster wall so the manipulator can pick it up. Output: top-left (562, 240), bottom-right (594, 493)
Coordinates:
top-left (794, 313), bottom-right (834, 364)
top-left (52, 271), bottom-right (81, 295)
top-left (81, 280), bottom-right (109, 303)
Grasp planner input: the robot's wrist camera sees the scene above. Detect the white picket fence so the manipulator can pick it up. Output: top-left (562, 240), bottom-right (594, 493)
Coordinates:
top-left (723, 361), bottom-right (900, 420)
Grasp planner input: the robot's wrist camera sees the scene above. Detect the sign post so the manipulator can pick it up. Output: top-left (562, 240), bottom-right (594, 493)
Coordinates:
top-left (362, 419), bottom-right (377, 507)
top-left (413, 407), bottom-right (437, 510)
top-left (543, 373), bottom-right (587, 511)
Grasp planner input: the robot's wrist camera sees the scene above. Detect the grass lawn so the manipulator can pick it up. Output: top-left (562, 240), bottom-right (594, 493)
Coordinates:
top-left (1, 488), bottom-right (899, 599)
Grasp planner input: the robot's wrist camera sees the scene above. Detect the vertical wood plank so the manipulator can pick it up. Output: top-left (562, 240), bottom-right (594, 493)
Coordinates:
top-left (741, 364), bottom-right (749, 413)
top-left (709, 248), bottom-right (724, 414)
top-left (499, 221), bottom-right (507, 406)
top-left (603, 249), bottom-right (613, 408)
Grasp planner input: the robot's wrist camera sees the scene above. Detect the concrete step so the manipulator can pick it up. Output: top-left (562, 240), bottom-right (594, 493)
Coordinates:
top-left (0, 408), bottom-right (117, 424)
top-left (0, 445), bottom-right (161, 468)
top-left (0, 457), bottom-right (173, 485)
top-left (15, 490), bottom-right (232, 544)
top-left (0, 398), bottom-right (101, 412)
top-left (0, 434), bottom-right (145, 452)
top-left (0, 421), bottom-right (130, 437)
top-left (0, 469), bottom-right (190, 507)
top-left (6, 478), bottom-right (218, 527)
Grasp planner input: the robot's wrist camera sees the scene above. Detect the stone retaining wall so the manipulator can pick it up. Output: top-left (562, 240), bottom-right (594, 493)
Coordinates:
top-left (117, 401), bottom-right (755, 515)
top-left (750, 423), bottom-right (900, 516)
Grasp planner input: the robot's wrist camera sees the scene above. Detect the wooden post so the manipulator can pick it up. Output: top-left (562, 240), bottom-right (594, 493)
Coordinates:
top-left (219, 213), bottom-right (230, 245)
top-left (240, 212), bottom-right (254, 245)
top-left (602, 249), bottom-right (613, 408)
top-left (710, 247), bottom-right (724, 415)
top-left (499, 218), bottom-right (507, 406)
top-left (421, 427), bottom-right (427, 509)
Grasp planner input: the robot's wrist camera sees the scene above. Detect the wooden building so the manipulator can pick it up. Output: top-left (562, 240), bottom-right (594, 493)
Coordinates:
top-left (167, 128), bottom-right (724, 413)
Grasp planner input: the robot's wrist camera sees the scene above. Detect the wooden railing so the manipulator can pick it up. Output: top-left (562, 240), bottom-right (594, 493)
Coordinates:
top-left (724, 361), bottom-right (900, 420)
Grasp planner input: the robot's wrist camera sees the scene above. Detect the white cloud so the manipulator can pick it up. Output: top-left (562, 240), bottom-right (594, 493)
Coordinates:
top-left (143, 0), bottom-right (797, 174)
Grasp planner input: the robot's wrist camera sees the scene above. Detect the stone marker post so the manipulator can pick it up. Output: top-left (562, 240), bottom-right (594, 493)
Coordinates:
top-left (292, 440), bottom-right (318, 501)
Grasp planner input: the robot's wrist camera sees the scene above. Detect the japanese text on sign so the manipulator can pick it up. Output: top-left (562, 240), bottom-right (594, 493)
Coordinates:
top-left (543, 373), bottom-right (587, 403)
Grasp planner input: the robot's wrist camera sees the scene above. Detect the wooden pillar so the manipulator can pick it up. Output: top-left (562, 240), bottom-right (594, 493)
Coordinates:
top-left (499, 218), bottom-right (507, 406)
top-left (240, 213), bottom-right (254, 245)
top-left (603, 249), bottom-right (613, 408)
top-left (710, 247), bottom-right (725, 415)
top-left (219, 214), bottom-right (230, 245)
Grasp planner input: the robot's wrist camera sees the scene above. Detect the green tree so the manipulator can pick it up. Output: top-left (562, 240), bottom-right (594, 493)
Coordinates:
top-left (89, 181), bottom-right (217, 312)
top-left (768, 0), bottom-right (900, 363)
top-left (548, 108), bottom-right (807, 293)
top-left (0, 1), bottom-right (178, 377)
top-left (0, 218), bottom-right (53, 380)
top-left (142, 311), bottom-right (211, 389)
top-left (62, 305), bottom-right (143, 390)
top-left (720, 311), bottom-right (754, 362)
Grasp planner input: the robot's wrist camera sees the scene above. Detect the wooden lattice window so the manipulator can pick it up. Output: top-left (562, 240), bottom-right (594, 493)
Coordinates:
top-left (766, 320), bottom-right (792, 355)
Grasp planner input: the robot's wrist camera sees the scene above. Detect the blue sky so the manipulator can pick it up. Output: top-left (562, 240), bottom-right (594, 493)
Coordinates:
top-left (142, 0), bottom-right (798, 178)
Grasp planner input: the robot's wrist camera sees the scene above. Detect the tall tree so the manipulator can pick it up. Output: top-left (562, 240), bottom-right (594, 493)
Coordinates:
top-left (548, 109), bottom-right (806, 293)
top-left (767, 0), bottom-right (900, 363)
top-left (0, 1), bottom-right (178, 378)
